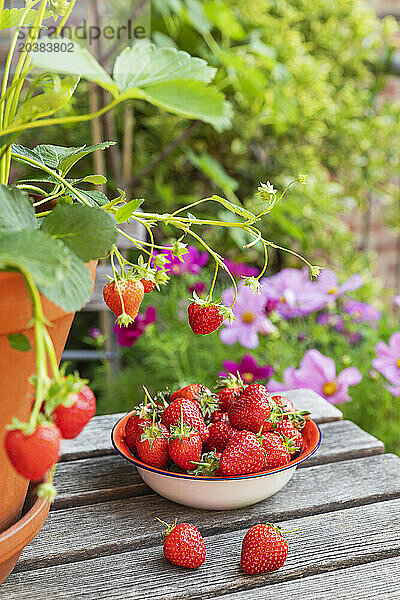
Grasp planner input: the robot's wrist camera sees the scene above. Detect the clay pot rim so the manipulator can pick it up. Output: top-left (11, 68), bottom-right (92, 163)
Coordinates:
top-left (0, 477), bottom-right (51, 564)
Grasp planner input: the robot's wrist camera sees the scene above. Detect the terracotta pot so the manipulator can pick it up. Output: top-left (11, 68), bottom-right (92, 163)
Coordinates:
top-left (0, 480), bottom-right (50, 585)
top-left (0, 261), bottom-right (97, 535)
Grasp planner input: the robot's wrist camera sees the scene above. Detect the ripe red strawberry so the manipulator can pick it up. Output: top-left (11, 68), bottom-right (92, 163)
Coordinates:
top-left (141, 278), bottom-right (155, 293)
top-left (188, 450), bottom-right (222, 476)
top-left (136, 421), bottom-right (169, 468)
top-left (215, 374), bottom-right (244, 412)
top-left (188, 302), bottom-right (224, 335)
top-left (160, 520), bottom-right (206, 569)
top-left (168, 417), bottom-right (202, 471)
top-left (125, 405), bottom-right (152, 452)
top-left (53, 385), bottom-right (96, 439)
top-left (210, 410), bottom-right (230, 424)
top-left (271, 394), bottom-right (296, 414)
top-left (228, 383), bottom-right (271, 433)
top-left (5, 423), bottom-right (61, 481)
top-left (219, 431), bottom-right (265, 476)
top-left (103, 278), bottom-right (144, 324)
top-left (161, 398), bottom-right (209, 443)
top-left (275, 420), bottom-right (304, 450)
top-left (205, 421), bottom-right (238, 453)
top-left (170, 384), bottom-right (211, 402)
top-left (260, 432), bottom-right (298, 469)
top-left (241, 523), bottom-right (288, 574)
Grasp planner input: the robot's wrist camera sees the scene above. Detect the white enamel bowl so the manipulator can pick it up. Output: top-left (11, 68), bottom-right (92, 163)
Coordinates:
top-left (111, 414), bottom-right (321, 511)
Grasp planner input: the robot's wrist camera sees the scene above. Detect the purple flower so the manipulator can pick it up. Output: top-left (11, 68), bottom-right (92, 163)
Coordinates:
top-left (222, 355), bottom-right (274, 384)
top-left (268, 349), bottom-right (362, 404)
top-left (223, 259), bottom-right (259, 279)
top-left (188, 281), bottom-right (206, 297)
top-left (220, 284), bottom-right (276, 349)
top-left (372, 332), bottom-right (400, 390)
top-left (152, 246), bottom-right (208, 276)
top-left (394, 287), bottom-right (400, 308)
top-left (265, 297), bottom-right (279, 315)
top-left (114, 306), bottom-right (157, 348)
top-left (317, 312), bottom-right (344, 332)
top-left (344, 331), bottom-right (362, 345)
top-left (261, 268), bottom-right (328, 319)
top-left (343, 299), bottom-right (381, 324)
top-left (316, 268), bottom-right (363, 301)
top-left (88, 327), bottom-right (102, 339)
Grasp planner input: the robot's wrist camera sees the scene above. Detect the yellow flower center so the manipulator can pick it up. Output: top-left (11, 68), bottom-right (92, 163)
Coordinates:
top-left (397, 358), bottom-right (400, 369)
top-left (328, 288), bottom-right (337, 295)
top-left (280, 296), bottom-right (286, 304)
top-left (243, 372), bottom-right (254, 383)
top-left (323, 381), bottom-right (337, 396)
top-left (242, 312), bottom-right (255, 324)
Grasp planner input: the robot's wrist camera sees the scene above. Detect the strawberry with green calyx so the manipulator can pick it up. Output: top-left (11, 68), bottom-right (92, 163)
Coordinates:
top-left (188, 292), bottom-right (234, 336)
top-left (259, 432), bottom-right (299, 469)
top-left (214, 373), bottom-right (245, 413)
top-left (161, 397), bottom-right (209, 443)
top-left (168, 408), bottom-right (202, 471)
top-left (170, 384), bottom-right (211, 403)
top-left (228, 383), bottom-right (271, 433)
top-left (5, 417), bottom-right (61, 481)
top-left (188, 450), bottom-right (222, 476)
top-left (157, 518), bottom-right (206, 569)
top-left (274, 420), bottom-right (304, 450)
top-left (270, 394), bottom-right (297, 414)
top-left (136, 412), bottom-right (169, 468)
top-left (125, 405), bottom-right (152, 452)
top-left (103, 275), bottom-right (144, 326)
top-left (205, 421), bottom-right (238, 453)
top-left (132, 255), bottom-right (157, 294)
top-left (241, 523), bottom-right (290, 574)
top-left (219, 431), bottom-right (265, 476)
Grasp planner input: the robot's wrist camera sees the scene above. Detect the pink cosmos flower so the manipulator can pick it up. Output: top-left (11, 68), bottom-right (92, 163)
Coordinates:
top-left (372, 332), bottom-right (400, 393)
top-left (114, 306), bottom-right (157, 348)
top-left (221, 354), bottom-right (274, 384)
top-left (220, 284), bottom-right (276, 349)
top-left (261, 268), bottom-right (327, 319)
top-left (343, 299), bottom-right (381, 324)
top-left (268, 349), bottom-right (362, 404)
top-left (315, 268), bottom-right (363, 301)
top-left (152, 246), bottom-right (208, 276)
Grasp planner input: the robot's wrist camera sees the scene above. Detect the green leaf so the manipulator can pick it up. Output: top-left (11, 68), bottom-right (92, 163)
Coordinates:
top-left (15, 77), bottom-right (79, 124)
top-left (29, 38), bottom-right (118, 95)
top-left (38, 246), bottom-right (93, 312)
top-left (8, 333), bottom-right (31, 352)
top-left (113, 44), bottom-right (216, 91)
top-left (185, 149), bottom-right (238, 191)
top-left (134, 80), bottom-right (232, 132)
top-left (0, 230), bottom-right (67, 284)
top-left (183, 0), bottom-right (212, 35)
top-left (0, 8), bottom-right (43, 30)
top-left (203, 1), bottom-right (246, 41)
top-left (12, 142), bottom-right (115, 176)
top-left (81, 175), bottom-right (107, 185)
top-left (66, 188), bottom-right (109, 207)
top-left (115, 199), bottom-right (145, 223)
top-left (0, 185), bottom-right (36, 234)
top-left (211, 195), bottom-right (256, 223)
top-left (41, 204), bottom-right (117, 261)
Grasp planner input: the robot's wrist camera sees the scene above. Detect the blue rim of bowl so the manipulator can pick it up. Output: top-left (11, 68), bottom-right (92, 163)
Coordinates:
top-left (111, 413), bottom-right (322, 482)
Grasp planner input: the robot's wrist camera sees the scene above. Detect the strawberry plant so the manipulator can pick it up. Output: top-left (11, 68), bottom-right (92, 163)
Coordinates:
top-left (0, 1), bottom-right (320, 500)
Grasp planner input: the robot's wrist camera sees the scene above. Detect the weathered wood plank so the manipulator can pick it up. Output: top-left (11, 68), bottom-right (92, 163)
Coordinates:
top-left (53, 420), bottom-right (384, 509)
top-left (17, 454), bottom-right (400, 572)
top-left (61, 390), bottom-right (342, 462)
top-left (217, 557), bottom-right (400, 600)
top-left (4, 500), bottom-right (400, 600)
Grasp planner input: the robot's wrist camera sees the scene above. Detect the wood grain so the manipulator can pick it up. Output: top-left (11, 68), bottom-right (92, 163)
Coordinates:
top-left (17, 454), bottom-right (400, 572)
top-left (53, 420), bottom-right (384, 509)
top-left (4, 499), bottom-right (400, 600)
top-left (60, 390), bottom-right (342, 463)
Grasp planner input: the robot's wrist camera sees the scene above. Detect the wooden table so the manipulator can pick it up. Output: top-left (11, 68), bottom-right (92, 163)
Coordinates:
top-left (2, 389), bottom-right (400, 599)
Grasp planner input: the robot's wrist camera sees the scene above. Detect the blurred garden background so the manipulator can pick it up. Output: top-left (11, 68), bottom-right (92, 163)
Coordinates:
top-left (15, 0), bottom-right (399, 453)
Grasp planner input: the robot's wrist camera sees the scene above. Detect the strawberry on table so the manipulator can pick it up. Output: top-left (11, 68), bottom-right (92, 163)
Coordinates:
top-left (103, 277), bottom-right (144, 326)
top-left (214, 374), bottom-right (244, 413)
top-left (159, 519), bottom-right (206, 569)
top-left (219, 431), bottom-right (265, 476)
top-left (205, 421), bottom-right (238, 453)
top-left (168, 410), bottom-right (202, 471)
top-left (5, 423), bottom-right (61, 481)
top-left (136, 417), bottom-right (169, 469)
top-left (53, 384), bottom-right (96, 440)
top-left (241, 523), bottom-right (289, 574)
top-left (228, 383), bottom-right (271, 433)
top-left (161, 397), bottom-right (209, 443)
top-left (260, 432), bottom-right (299, 469)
